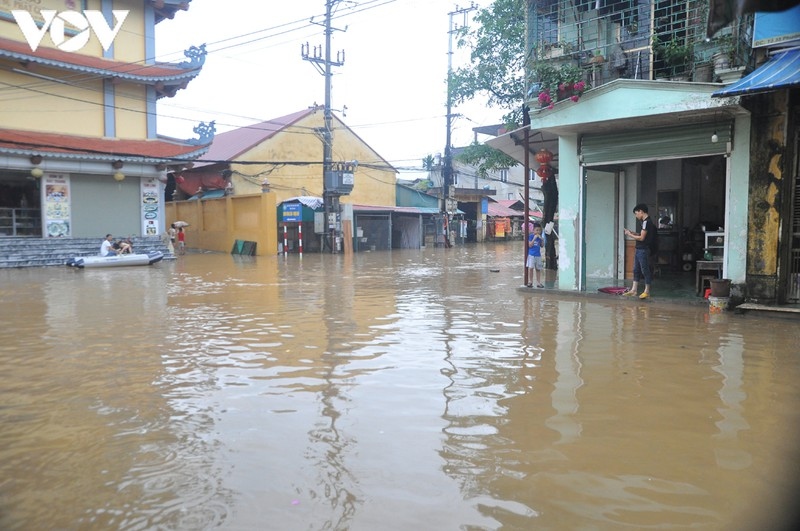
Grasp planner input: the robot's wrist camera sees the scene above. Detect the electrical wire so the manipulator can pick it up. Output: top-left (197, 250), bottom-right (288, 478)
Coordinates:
top-left (0, 0), bottom-right (450, 176)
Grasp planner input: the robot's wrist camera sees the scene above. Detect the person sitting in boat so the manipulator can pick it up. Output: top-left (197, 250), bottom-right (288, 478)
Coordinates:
top-left (100, 234), bottom-right (119, 256)
top-left (117, 237), bottom-right (133, 254)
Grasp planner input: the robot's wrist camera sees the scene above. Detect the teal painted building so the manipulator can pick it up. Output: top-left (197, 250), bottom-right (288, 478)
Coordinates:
top-left (486, 1), bottom-right (800, 305)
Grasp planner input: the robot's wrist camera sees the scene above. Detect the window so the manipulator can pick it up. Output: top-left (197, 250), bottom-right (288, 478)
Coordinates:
top-left (499, 168), bottom-right (509, 183)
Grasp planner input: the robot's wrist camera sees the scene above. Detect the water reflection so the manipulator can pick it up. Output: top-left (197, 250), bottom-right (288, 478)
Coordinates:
top-left (1, 245), bottom-right (799, 530)
top-left (712, 334), bottom-right (751, 470)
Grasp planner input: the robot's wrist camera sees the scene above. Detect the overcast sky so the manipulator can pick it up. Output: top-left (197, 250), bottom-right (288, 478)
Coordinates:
top-left (155, 0), bottom-right (496, 178)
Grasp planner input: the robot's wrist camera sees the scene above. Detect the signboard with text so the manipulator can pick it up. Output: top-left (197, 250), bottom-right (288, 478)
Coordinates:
top-left (41, 173), bottom-right (71, 238)
top-left (754, 5), bottom-right (800, 47)
top-left (282, 203), bottom-right (301, 222)
top-left (141, 177), bottom-right (160, 236)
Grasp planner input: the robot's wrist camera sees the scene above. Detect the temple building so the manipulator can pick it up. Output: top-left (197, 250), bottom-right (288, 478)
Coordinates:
top-left (0, 0), bottom-right (211, 239)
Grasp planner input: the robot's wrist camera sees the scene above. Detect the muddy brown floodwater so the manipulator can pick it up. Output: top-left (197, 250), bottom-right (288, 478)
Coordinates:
top-left (1, 242), bottom-right (799, 530)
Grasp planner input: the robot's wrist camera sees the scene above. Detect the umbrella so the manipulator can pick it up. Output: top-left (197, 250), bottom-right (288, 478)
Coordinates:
top-left (173, 221), bottom-right (189, 228)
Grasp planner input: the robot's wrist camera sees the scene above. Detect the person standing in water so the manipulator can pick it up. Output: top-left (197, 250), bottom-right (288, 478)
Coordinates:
top-left (623, 203), bottom-right (655, 299)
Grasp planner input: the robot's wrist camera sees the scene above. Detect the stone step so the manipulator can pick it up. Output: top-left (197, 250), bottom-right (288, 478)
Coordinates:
top-left (0, 237), bottom-right (174, 269)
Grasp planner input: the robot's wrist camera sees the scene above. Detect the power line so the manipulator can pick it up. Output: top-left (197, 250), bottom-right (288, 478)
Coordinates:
top-left (0, 1), bottom-right (420, 136)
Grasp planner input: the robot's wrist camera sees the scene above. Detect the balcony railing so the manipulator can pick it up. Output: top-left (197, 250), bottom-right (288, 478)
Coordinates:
top-left (527, 0), bottom-right (754, 100)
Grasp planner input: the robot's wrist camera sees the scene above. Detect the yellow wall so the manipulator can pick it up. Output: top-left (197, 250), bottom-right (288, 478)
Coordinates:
top-left (0, 64), bottom-right (107, 135)
top-left (114, 82), bottom-right (148, 138)
top-left (166, 193), bottom-right (278, 256)
top-left (0, 1), bottom-right (144, 58)
top-left (0, 1), bottom-right (149, 138)
top-left (747, 93), bottom-right (786, 279)
top-left (230, 110), bottom-right (397, 206)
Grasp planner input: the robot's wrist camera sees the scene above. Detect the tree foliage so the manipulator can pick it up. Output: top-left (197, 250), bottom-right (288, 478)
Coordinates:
top-left (448, 0), bottom-right (527, 175)
top-left (450, 1), bottom-right (559, 269)
top-left (454, 142), bottom-right (519, 178)
top-left (450, 0), bottom-right (526, 125)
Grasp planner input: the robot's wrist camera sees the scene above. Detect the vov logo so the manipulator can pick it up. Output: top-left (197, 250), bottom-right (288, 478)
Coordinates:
top-left (13, 10), bottom-right (129, 53)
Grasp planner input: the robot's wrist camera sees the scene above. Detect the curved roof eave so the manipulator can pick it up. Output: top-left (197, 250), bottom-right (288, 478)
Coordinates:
top-left (0, 129), bottom-right (211, 164)
top-left (154, 0), bottom-right (193, 24)
top-left (0, 145), bottom-right (211, 164)
top-left (0, 38), bottom-right (203, 84)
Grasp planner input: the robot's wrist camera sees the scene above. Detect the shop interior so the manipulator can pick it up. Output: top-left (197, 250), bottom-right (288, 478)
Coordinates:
top-left (0, 173), bottom-right (41, 237)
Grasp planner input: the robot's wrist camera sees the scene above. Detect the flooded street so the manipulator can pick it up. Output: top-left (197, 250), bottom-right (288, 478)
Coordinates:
top-left (1, 242), bottom-right (799, 530)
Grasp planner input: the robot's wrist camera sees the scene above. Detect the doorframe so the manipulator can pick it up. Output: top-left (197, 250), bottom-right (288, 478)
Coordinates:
top-left (778, 105), bottom-right (800, 303)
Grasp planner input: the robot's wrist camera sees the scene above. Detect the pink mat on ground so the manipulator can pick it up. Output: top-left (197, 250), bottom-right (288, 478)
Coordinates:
top-left (598, 287), bottom-right (628, 295)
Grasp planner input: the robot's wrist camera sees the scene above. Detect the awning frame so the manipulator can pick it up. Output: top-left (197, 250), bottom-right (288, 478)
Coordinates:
top-left (712, 46), bottom-right (800, 98)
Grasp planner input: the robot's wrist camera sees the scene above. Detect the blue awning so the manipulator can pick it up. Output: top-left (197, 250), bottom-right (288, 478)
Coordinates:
top-left (712, 48), bottom-right (800, 98)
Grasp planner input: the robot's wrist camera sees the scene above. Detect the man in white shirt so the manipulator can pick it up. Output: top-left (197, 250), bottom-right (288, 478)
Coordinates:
top-left (100, 234), bottom-right (117, 256)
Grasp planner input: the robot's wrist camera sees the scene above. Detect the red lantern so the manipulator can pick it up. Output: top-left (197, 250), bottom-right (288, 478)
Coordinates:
top-left (536, 164), bottom-right (554, 179)
top-left (535, 148), bottom-right (553, 165)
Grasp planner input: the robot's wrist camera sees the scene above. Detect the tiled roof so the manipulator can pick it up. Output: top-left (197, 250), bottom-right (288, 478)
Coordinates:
top-left (487, 202), bottom-right (523, 218)
top-left (195, 108), bottom-right (318, 166)
top-left (0, 128), bottom-right (210, 162)
top-left (195, 108), bottom-right (397, 173)
top-left (0, 36), bottom-right (202, 84)
top-left (495, 199), bottom-right (523, 210)
top-left (277, 199), bottom-right (455, 215)
top-left (351, 204), bottom-right (457, 214)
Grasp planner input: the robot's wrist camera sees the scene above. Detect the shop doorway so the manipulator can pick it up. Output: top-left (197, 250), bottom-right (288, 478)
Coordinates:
top-left (0, 173), bottom-right (41, 237)
top-left (783, 118), bottom-right (800, 303)
top-left (583, 155), bottom-right (727, 297)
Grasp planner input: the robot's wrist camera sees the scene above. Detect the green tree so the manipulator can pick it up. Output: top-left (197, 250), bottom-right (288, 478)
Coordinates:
top-left (454, 142), bottom-right (518, 179)
top-left (419, 154), bottom-right (437, 190)
top-left (450, 0), bottom-right (527, 125)
top-left (450, 0), bottom-right (558, 268)
top-left (450, 0), bottom-right (526, 176)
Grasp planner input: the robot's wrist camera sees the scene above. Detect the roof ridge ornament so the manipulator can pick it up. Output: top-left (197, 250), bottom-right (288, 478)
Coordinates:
top-left (188, 120), bottom-right (215, 145)
top-left (179, 44), bottom-right (207, 69)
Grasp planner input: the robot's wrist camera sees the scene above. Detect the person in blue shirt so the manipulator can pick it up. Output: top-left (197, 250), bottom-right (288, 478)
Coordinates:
top-left (526, 224), bottom-right (545, 288)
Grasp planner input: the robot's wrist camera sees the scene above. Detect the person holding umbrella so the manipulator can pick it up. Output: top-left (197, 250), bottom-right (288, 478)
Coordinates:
top-left (171, 221), bottom-right (189, 255)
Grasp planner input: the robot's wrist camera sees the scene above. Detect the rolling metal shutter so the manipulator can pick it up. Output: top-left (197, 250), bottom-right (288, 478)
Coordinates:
top-left (580, 122), bottom-right (733, 165)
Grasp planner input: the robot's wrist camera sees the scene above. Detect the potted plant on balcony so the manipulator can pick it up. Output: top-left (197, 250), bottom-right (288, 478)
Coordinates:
top-left (711, 32), bottom-right (746, 83)
top-left (711, 33), bottom-right (734, 70)
top-left (530, 62), bottom-right (587, 109)
top-left (653, 36), bottom-right (694, 80)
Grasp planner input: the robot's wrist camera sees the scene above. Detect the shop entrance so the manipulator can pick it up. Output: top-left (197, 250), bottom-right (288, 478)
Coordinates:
top-left (583, 155), bottom-right (727, 297)
top-left (0, 173), bottom-right (41, 237)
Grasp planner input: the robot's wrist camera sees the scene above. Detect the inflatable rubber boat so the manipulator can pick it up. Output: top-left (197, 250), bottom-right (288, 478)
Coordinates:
top-left (66, 251), bottom-right (164, 269)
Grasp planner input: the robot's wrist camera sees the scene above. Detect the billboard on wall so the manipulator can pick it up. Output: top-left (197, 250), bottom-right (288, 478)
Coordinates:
top-left (754, 5), bottom-right (800, 47)
top-left (42, 173), bottom-right (71, 238)
top-left (141, 177), bottom-right (160, 236)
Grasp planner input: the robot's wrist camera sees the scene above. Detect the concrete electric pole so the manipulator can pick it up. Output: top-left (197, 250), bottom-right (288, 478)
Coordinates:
top-left (302, 0), bottom-right (345, 252)
top-left (444, 3), bottom-right (476, 247)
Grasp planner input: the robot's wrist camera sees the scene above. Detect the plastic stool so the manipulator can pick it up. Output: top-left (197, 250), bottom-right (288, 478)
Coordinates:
top-left (698, 275), bottom-right (717, 296)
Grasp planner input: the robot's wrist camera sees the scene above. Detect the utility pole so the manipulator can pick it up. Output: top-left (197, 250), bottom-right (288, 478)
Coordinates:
top-left (444, 3), bottom-right (476, 247)
top-left (302, 0), bottom-right (345, 252)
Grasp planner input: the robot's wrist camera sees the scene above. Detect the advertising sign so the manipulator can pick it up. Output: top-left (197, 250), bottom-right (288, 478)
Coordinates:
top-left (754, 5), bottom-right (800, 47)
top-left (41, 173), bottom-right (71, 238)
top-left (282, 203), bottom-right (301, 222)
top-left (141, 177), bottom-right (160, 236)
